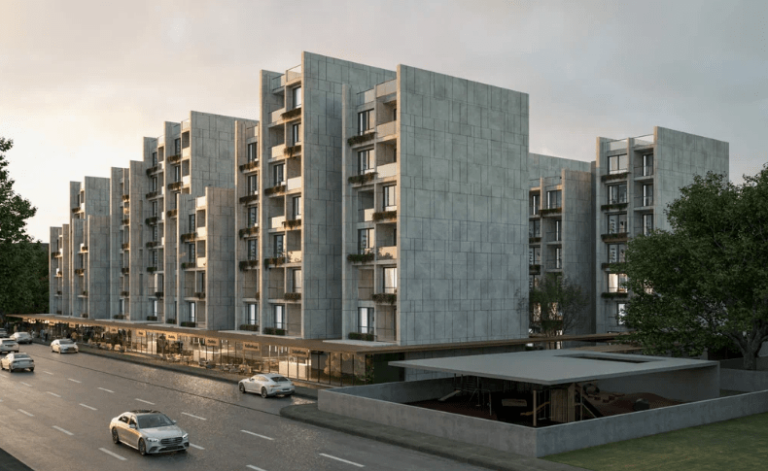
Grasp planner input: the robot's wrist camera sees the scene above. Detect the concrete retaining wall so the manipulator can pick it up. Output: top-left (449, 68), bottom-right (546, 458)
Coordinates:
top-left (721, 368), bottom-right (768, 392)
top-left (320, 377), bottom-right (768, 457)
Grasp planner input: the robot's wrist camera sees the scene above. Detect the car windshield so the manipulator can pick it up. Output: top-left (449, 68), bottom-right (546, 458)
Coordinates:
top-left (271, 376), bottom-right (290, 383)
top-left (137, 414), bottom-right (174, 429)
top-left (59, 339), bottom-right (74, 344)
top-left (13, 354), bottom-right (29, 359)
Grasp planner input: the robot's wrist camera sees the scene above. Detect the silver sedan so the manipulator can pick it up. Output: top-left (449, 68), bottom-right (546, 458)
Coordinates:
top-left (51, 339), bottom-right (79, 353)
top-left (110, 411), bottom-right (189, 455)
top-left (239, 373), bottom-right (295, 398)
top-left (0, 353), bottom-right (35, 372)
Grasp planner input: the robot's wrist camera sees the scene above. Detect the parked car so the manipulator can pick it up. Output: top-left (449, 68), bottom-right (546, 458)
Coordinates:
top-left (10, 332), bottom-right (32, 344)
top-left (238, 373), bottom-right (295, 398)
top-left (51, 339), bottom-right (79, 354)
top-left (109, 410), bottom-right (189, 455)
top-left (1, 353), bottom-right (34, 372)
top-left (0, 339), bottom-right (20, 354)
top-left (0, 329), bottom-right (7, 338)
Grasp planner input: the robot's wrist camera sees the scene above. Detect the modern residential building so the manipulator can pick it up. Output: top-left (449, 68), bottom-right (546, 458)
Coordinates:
top-left (594, 127), bottom-right (729, 333)
top-left (44, 52), bottom-right (730, 386)
top-left (341, 65), bottom-right (530, 346)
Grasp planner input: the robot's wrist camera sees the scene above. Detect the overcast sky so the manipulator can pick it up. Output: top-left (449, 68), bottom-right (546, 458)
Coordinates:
top-left (2, 0), bottom-right (766, 243)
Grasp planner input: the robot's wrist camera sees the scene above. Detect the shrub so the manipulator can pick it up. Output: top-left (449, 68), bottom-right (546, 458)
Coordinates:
top-left (113, 315), bottom-right (124, 320)
top-left (81, 313), bottom-right (88, 318)
top-left (239, 324), bottom-right (259, 332)
top-left (372, 293), bottom-right (397, 305)
top-left (180, 321), bottom-right (196, 327)
top-left (283, 219), bottom-right (302, 229)
top-left (347, 253), bottom-right (375, 263)
top-left (281, 107), bottom-right (302, 121)
top-left (146, 316), bottom-right (157, 321)
top-left (284, 292), bottom-right (302, 301)
top-left (348, 173), bottom-right (376, 185)
top-left (263, 327), bottom-right (286, 336)
top-left (347, 133), bottom-right (375, 146)
top-left (239, 194), bottom-right (259, 204)
top-left (264, 185), bottom-right (286, 196)
top-left (372, 210), bottom-right (397, 222)
top-left (166, 318), bottom-right (177, 324)
top-left (348, 332), bottom-right (375, 341)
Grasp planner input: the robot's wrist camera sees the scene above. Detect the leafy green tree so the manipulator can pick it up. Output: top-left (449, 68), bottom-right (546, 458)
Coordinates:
top-left (0, 137), bottom-right (48, 316)
top-left (519, 273), bottom-right (591, 338)
top-left (623, 169), bottom-right (768, 370)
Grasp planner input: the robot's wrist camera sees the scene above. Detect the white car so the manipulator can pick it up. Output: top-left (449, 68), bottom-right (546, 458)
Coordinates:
top-left (0, 339), bottom-right (19, 354)
top-left (110, 410), bottom-right (189, 455)
top-left (51, 339), bottom-right (79, 353)
top-left (238, 373), bottom-right (295, 398)
top-left (1, 353), bottom-right (34, 372)
top-left (10, 332), bottom-right (32, 344)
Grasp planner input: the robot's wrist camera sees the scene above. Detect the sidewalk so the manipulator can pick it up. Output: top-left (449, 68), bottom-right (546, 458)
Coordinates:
top-left (0, 448), bottom-right (33, 471)
top-left (280, 403), bottom-right (588, 471)
top-left (33, 338), bottom-right (320, 399)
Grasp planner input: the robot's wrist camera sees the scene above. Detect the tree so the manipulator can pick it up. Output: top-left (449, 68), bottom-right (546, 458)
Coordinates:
top-left (520, 273), bottom-right (591, 339)
top-left (0, 137), bottom-right (48, 316)
top-left (623, 168), bottom-right (768, 370)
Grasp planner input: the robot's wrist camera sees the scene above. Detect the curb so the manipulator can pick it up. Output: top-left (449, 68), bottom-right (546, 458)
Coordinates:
top-left (280, 404), bottom-right (586, 471)
top-left (0, 448), bottom-right (34, 471)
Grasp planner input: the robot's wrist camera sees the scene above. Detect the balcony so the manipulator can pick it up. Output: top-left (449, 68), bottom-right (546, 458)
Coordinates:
top-left (271, 144), bottom-right (286, 160)
top-left (362, 208), bottom-right (375, 222)
top-left (635, 196), bottom-right (654, 208)
top-left (271, 215), bottom-right (285, 230)
top-left (376, 121), bottom-right (397, 139)
top-left (239, 193), bottom-right (259, 205)
top-left (271, 74), bottom-right (286, 92)
top-left (181, 261), bottom-right (196, 270)
top-left (601, 232), bottom-right (629, 242)
top-left (74, 268), bottom-right (85, 275)
top-left (270, 108), bottom-right (285, 125)
top-left (239, 226), bottom-right (259, 238)
top-left (196, 226), bottom-right (207, 238)
top-left (285, 64), bottom-right (301, 83)
top-left (193, 292), bottom-right (206, 299)
top-left (547, 231), bottom-right (562, 243)
top-left (606, 139), bottom-right (628, 152)
top-left (540, 206), bottom-right (561, 217)
top-left (121, 195), bottom-right (130, 203)
top-left (145, 240), bottom-right (162, 249)
top-left (196, 196), bottom-right (206, 208)
top-left (282, 107), bottom-right (301, 122)
top-left (166, 209), bottom-right (178, 218)
top-left (283, 218), bottom-right (301, 230)
top-left (530, 207), bottom-right (540, 217)
top-left (377, 162), bottom-right (397, 179)
top-left (239, 260), bottom-right (259, 271)
top-left (145, 165), bottom-right (162, 176)
top-left (286, 250), bottom-right (302, 264)
top-left (284, 144), bottom-right (301, 159)
top-left (180, 232), bottom-right (196, 243)
top-left (80, 243), bottom-right (88, 252)
top-left (121, 267), bottom-right (129, 274)
top-left (377, 246), bottom-right (398, 260)
top-left (146, 189), bottom-right (163, 199)
top-left (167, 154), bottom-right (182, 164)
top-left (347, 130), bottom-right (375, 147)
top-left (634, 166), bottom-right (654, 178)
top-left (182, 175), bottom-right (191, 187)
top-left (529, 264), bottom-right (541, 274)
top-left (182, 147), bottom-right (191, 160)
top-left (264, 184), bottom-right (286, 196)
top-left (633, 134), bottom-right (655, 147)
top-left (197, 258), bottom-right (207, 269)
top-left (167, 181), bottom-right (182, 191)
top-left (239, 161), bottom-right (259, 172)
top-left (372, 210), bottom-right (397, 222)
top-left (286, 177), bottom-right (302, 192)
top-left (601, 198), bottom-right (628, 211)
top-left (121, 242), bottom-right (130, 250)
top-left (121, 218), bottom-right (130, 226)
top-left (546, 259), bottom-right (563, 270)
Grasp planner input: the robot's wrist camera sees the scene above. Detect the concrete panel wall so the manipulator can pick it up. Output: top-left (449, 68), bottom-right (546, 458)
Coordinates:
top-left (720, 368), bottom-right (768, 392)
top-left (205, 187), bottom-right (235, 330)
top-left (86, 216), bottom-right (110, 319)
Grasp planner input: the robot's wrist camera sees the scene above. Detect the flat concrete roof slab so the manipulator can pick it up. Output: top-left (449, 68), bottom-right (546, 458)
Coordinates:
top-left (389, 349), bottom-right (719, 385)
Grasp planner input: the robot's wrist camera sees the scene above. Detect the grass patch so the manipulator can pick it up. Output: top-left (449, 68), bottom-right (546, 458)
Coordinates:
top-left (545, 412), bottom-right (768, 471)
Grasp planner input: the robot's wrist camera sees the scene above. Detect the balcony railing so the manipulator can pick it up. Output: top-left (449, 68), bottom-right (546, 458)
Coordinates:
top-left (633, 134), bottom-right (655, 147)
top-left (606, 139), bottom-right (628, 152)
top-left (377, 246), bottom-right (398, 260)
top-left (197, 258), bottom-right (207, 269)
top-left (286, 177), bottom-right (302, 192)
top-left (239, 161), bottom-right (259, 172)
top-left (530, 207), bottom-right (540, 216)
top-left (547, 231), bottom-right (561, 242)
top-left (286, 250), bottom-right (302, 263)
top-left (285, 64), bottom-right (301, 83)
top-left (271, 143), bottom-right (286, 160)
top-left (546, 259), bottom-right (563, 270)
top-left (362, 208), bottom-right (375, 222)
top-left (271, 215), bottom-right (285, 229)
top-left (635, 196), bottom-right (654, 207)
top-left (196, 226), bottom-right (207, 238)
top-left (377, 162), bottom-right (397, 179)
top-left (376, 121), bottom-right (397, 138)
top-left (271, 74), bottom-right (286, 91)
top-left (634, 165), bottom-right (654, 177)
top-left (270, 108), bottom-right (285, 124)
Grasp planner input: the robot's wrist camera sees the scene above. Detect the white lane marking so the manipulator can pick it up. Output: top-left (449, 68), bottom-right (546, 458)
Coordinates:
top-left (20, 382), bottom-right (31, 387)
top-left (43, 371), bottom-right (53, 375)
top-left (53, 426), bottom-right (73, 436)
top-left (320, 453), bottom-right (364, 468)
top-left (136, 398), bottom-right (155, 405)
top-left (99, 447), bottom-right (127, 461)
top-left (47, 392), bottom-right (61, 398)
top-left (189, 443), bottom-right (204, 450)
top-left (182, 412), bottom-right (207, 421)
top-left (67, 378), bottom-right (81, 383)
top-left (241, 430), bottom-right (274, 441)
top-left (246, 466), bottom-right (268, 471)
top-left (98, 387), bottom-right (114, 393)
top-left (18, 409), bottom-right (34, 417)
top-left (79, 403), bottom-right (97, 411)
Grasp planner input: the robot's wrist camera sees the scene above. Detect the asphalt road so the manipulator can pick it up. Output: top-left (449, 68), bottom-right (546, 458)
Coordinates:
top-left (0, 343), bottom-right (488, 471)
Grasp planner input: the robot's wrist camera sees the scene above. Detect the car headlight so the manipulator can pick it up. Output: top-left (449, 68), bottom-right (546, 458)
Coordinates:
top-left (182, 433), bottom-right (189, 439)
top-left (146, 437), bottom-right (159, 442)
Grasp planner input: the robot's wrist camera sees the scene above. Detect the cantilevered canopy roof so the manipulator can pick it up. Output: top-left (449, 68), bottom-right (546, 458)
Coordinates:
top-left (389, 349), bottom-right (718, 386)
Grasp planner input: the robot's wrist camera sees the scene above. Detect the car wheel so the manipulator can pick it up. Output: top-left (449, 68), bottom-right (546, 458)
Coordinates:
top-left (29, 368), bottom-right (34, 372)
top-left (239, 383), bottom-right (246, 393)
top-left (138, 438), bottom-right (147, 456)
top-left (261, 387), bottom-right (268, 398)
top-left (111, 428), bottom-right (120, 444)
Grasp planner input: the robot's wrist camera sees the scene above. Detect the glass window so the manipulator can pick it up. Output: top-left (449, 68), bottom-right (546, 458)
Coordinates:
top-left (530, 194), bottom-right (539, 215)
top-left (189, 214), bottom-right (196, 230)
top-left (174, 138), bottom-right (181, 155)
top-left (359, 307), bottom-right (374, 334)
top-left (248, 175), bottom-right (258, 194)
top-left (273, 164), bottom-right (284, 186)
top-left (291, 123), bottom-right (301, 145)
top-left (188, 243), bottom-right (195, 261)
top-left (292, 86), bottom-right (302, 109)
top-left (383, 185), bottom-right (396, 210)
top-left (608, 273), bottom-right (628, 293)
top-left (274, 234), bottom-right (284, 257)
top-left (189, 302), bottom-right (196, 323)
top-left (248, 304), bottom-right (257, 325)
top-left (642, 184), bottom-right (654, 206)
top-left (608, 184), bottom-right (627, 204)
top-left (152, 225), bottom-right (158, 241)
top-left (151, 177), bottom-right (157, 192)
top-left (608, 154), bottom-right (628, 174)
top-left (292, 196), bottom-right (302, 218)
top-left (529, 247), bottom-right (540, 265)
top-left (153, 300), bottom-right (158, 316)
top-left (358, 228), bottom-right (372, 253)
top-left (292, 269), bottom-right (302, 293)
top-left (607, 244), bottom-right (626, 263)
top-left (643, 214), bottom-right (654, 235)
top-left (174, 165), bottom-right (181, 183)
top-left (151, 201), bottom-right (157, 216)
top-left (617, 303), bottom-right (627, 325)
top-left (608, 214), bottom-right (627, 234)
top-left (247, 240), bottom-right (258, 260)
top-left (358, 150), bottom-right (373, 174)
top-left (546, 190), bottom-right (561, 209)
top-left (275, 305), bottom-right (285, 329)
top-left (247, 143), bottom-right (258, 162)
top-left (151, 152), bottom-right (157, 166)
top-left (248, 207), bottom-right (258, 226)
top-left (529, 219), bottom-right (540, 238)
top-left (642, 154), bottom-right (653, 176)
top-left (357, 110), bottom-right (372, 135)
top-left (383, 267), bottom-right (397, 294)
